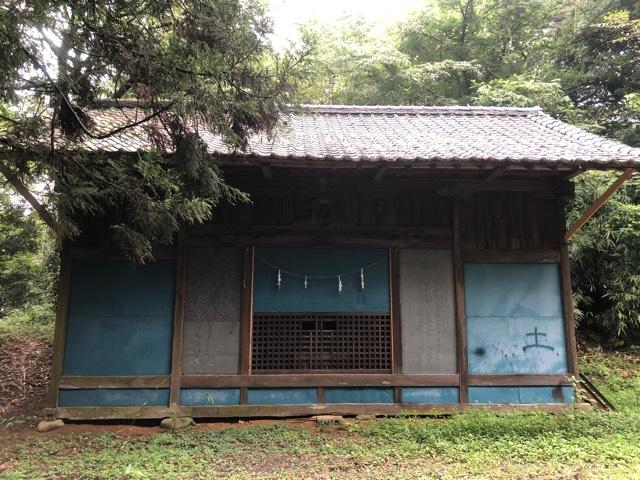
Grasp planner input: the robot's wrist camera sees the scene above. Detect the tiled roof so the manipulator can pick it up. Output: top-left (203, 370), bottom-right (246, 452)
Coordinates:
top-left (74, 104), bottom-right (640, 168)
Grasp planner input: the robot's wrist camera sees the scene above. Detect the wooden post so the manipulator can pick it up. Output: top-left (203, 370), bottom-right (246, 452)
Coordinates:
top-left (564, 168), bottom-right (635, 242)
top-left (239, 246), bottom-right (255, 404)
top-left (390, 248), bottom-right (402, 403)
top-left (49, 243), bottom-right (72, 408)
top-left (559, 201), bottom-right (580, 376)
top-left (453, 198), bottom-right (469, 403)
top-left (169, 233), bottom-right (188, 408)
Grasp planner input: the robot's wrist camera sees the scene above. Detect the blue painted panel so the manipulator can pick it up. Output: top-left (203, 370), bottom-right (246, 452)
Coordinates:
top-left (467, 316), bottom-right (568, 374)
top-left (324, 387), bottom-right (394, 404)
top-left (63, 260), bottom-right (175, 376)
top-left (468, 386), bottom-right (574, 404)
top-left (253, 248), bottom-right (389, 312)
top-left (247, 388), bottom-right (317, 405)
top-left (464, 263), bottom-right (563, 317)
top-left (58, 389), bottom-right (169, 407)
top-left (519, 386), bottom-right (574, 404)
top-left (469, 386), bottom-right (520, 404)
top-left (179, 389), bottom-right (240, 406)
top-left (464, 263), bottom-right (568, 374)
top-left (402, 387), bottom-right (459, 404)
top-left (68, 260), bottom-right (176, 317)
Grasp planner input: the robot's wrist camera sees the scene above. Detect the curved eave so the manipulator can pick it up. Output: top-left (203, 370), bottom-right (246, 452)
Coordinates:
top-left (212, 152), bottom-right (640, 172)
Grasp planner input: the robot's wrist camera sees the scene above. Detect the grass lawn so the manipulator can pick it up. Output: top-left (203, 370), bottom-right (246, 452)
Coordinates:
top-left (1, 345), bottom-right (639, 479)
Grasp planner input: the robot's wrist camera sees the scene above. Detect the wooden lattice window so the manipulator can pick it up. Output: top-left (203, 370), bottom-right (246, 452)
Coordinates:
top-left (251, 312), bottom-right (391, 372)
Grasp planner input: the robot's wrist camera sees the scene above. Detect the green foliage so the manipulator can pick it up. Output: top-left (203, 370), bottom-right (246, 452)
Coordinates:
top-left (569, 171), bottom-right (640, 338)
top-left (0, 0), bottom-right (309, 262)
top-left (296, 19), bottom-right (413, 105)
top-left (3, 410), bottom-right (640, 478)
top-left (580, 344), bottom-right (640, 412)
top-left (556, 9), bottom-right (640, 146)
top-left (474, 75), bottom-right (572, 114)
top-left (0, 184), bottom-right (56, 338)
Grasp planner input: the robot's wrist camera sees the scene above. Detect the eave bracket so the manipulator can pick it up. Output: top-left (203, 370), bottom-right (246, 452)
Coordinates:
top-left (564, 168), bottom-right (636, 243)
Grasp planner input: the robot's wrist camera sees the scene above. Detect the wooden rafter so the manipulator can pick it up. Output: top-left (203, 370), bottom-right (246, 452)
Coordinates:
top-left (564, 168), bottom-right (636, 242)
top-left (483, 167), bottom-right (507, 183)
top-left (373, 166), bottom-right (386, 182)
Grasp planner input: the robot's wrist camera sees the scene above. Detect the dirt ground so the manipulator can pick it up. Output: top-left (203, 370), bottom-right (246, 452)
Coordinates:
top-left (0, 334), bottom-right (52, 416)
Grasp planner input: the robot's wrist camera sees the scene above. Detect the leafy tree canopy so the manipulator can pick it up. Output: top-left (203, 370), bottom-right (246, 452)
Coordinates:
top-left (0, 0), bottom-right (308, 261)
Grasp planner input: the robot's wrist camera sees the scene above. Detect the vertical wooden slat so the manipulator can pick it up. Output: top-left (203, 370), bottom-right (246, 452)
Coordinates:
top-left (390, 248), bottom-right (402, 374)
top-left (317, 387), bottom-right (325, 404)
top-left (390, 247), bottom-right (402, 403)
top-left (169, 233), bottom-right (188, 408)
top-left (239, 246), bottom-right (255, 404)
top-left (453, 198), bottom-right (469, 403)
top-left (49, 243), bottom-right (72, 407)
top-left (558, 201), bottom-right (579, 376)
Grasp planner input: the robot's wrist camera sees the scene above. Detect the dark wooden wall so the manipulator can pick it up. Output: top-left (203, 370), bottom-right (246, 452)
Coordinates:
top-left (205, 186), bottom-right (452, 231)
top-left (459, 192), bottom-right (561, 251)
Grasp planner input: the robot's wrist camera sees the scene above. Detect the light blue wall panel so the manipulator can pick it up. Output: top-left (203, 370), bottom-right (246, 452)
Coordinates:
top-left (402, 387), bottom-right (459, 404)
top-left (253, 248), bottom-right (389, 312)
top-left (465, 263), bottom-right (568, 374)
top-left (468, 386), bottom-right (574, 404)
top-left (63, 260), bottom-right (175, 376)
top-left (58, 389), bottom-right (169, 407)
top-left (247, 388), bottom-right (317, 405)
top-left (324, 387), bottom-right (394, 404)
top-left (179, 389), bottom-right (240, 406)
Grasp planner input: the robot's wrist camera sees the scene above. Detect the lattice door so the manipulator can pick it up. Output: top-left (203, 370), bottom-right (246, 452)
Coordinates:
top-left (252, 313), bottom-right (391, 372)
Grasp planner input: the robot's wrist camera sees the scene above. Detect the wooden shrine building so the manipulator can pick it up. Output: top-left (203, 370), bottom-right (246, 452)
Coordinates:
top-left (50, 105), bottom-right (640, 420)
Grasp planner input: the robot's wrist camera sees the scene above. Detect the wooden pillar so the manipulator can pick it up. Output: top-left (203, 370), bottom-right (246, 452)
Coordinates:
top-left (169, 233), bottom-right (188, 409)
top-left (390, 248), bottom-right (402, 403)
top-left (559, 201), bottom-right (580, 376)
top-left (453, 198), bottom-right (469, 403)
top-left (49, 243), bottom-right (72, 408)
top-left (239, 246), bottom-right (255, 404)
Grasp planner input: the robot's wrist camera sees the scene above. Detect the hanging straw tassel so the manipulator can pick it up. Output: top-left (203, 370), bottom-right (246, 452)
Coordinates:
top-left (277, 269), bottom-right (282, 290)
top-left (360, 267), bottom-right (365, 290)
top-left (338, 275), bottom-right (343, 294)
top-left (304, 275), bottom-right (308, 289)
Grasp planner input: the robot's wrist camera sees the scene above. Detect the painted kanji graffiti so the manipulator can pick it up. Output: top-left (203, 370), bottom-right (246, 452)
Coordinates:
top-left (522, 327), bottom-right (555, 352)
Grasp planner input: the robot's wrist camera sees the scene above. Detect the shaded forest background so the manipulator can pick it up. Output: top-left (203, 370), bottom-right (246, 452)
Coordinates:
top-left (1, 0), bottom-right (640, 345)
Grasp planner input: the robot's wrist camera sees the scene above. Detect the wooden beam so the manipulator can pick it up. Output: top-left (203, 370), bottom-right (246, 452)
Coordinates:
top-left (59, 376), bottom-right (170, 389)
top-left (169, 233), bottom-right (188, 407)
top-left (49, 244), bottom-right (72, 407)
top-left (468, 374), bottom-right (572, 386)
top-left (453, 199), bottom-right (469, 403)
top-left (564, 168), bottom-right (635, 242)
top-left (462, 249), bottom-right (561, 263)
top-left (438, 180), bottom-right (556, 199)
top-left (68, 246), bottom-right (177, 260)
top-left (55, 403), bottom-right (588, 420)
top-left (180, 373), bottom-right (460, 388)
